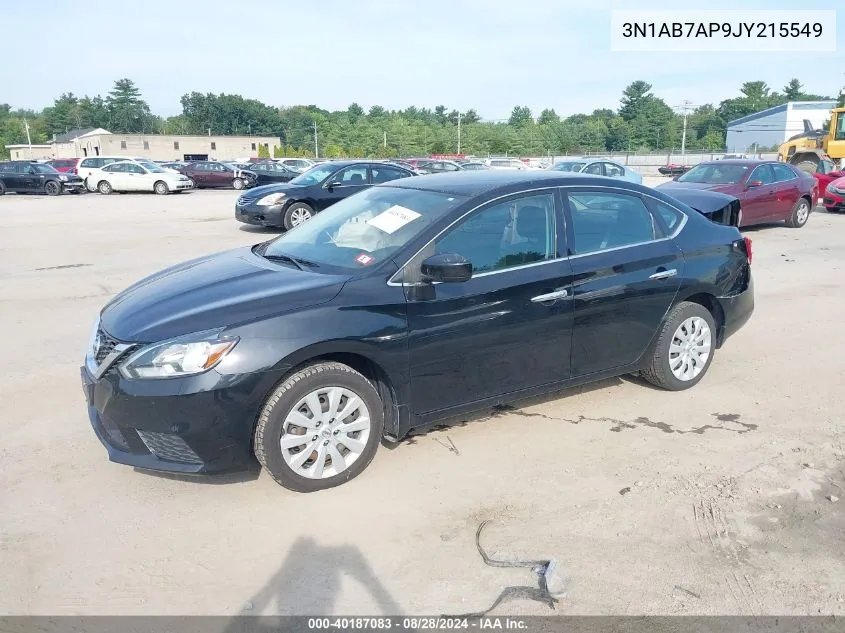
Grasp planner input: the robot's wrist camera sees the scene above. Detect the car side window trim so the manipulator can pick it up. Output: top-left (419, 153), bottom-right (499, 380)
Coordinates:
top-left (558, 186), bottom-right (687, 259)
top-left (387, 187), bottom-right (566, 286)
top-left (386, 184), bottom-right (688, 286)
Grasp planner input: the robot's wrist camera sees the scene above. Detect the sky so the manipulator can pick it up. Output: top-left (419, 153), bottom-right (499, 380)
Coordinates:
top-left (1, 0), bottom-right (841, 121)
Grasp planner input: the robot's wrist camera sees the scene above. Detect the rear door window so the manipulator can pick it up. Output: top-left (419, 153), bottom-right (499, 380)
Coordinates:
top-left (772, 164), bottom-right (796, 182)
top-left (565, 191), bottom-right (657, 255)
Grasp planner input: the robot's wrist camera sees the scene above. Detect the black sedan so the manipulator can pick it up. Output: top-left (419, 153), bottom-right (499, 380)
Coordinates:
top-left (0, 161), bottom-right (85, 195)
top-left (245, 161), bottom-right (300, 185)
top-left (81, 171), bottom-right (754, 492)
top-left (235, 160), bottom-right (416, 230)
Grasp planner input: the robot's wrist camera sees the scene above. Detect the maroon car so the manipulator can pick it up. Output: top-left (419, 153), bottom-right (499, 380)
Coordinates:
top-left (177, 161), bottom-right (258, 190)
top-left (46, 158), bottom-right (80, 174)
top-left (659, 159), bottom-right (818, 229)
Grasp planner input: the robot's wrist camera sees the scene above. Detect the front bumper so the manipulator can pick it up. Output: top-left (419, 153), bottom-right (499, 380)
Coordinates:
top-left (80, 361), bottom-right (281, 474)
top-left (719, 273), bottom-right (754, 346)
top-left (823, 190), bottom-right (844, 211)
top-left (63, 180), bottom-right (85, 191)
top-left (235, 201), bottom-right (286, 227)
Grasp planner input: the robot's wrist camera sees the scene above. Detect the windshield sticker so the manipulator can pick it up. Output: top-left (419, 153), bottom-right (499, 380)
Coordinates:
top-left (355, 253), bottom-right (375, 266)
top-left (367, 205), bottom-right (422, 234)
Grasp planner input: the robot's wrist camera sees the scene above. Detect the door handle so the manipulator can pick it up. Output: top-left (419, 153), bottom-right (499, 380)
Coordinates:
top-left (531, 288), bottom-right (570, 302)
top-left (649, 268), bottom-right (677, 280)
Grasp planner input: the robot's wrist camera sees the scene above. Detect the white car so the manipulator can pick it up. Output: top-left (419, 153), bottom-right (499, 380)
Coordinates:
top-left (76, 156), bottom-right (143, 190)
top-left (93, 160), bottom-right (193, 195)
top-left (485, 158), bottom-right (529, 170)
top-left (277, 158), bottom-right (315, 172)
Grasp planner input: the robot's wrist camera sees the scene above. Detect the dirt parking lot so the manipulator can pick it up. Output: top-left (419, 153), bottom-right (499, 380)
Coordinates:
top-left (1, 183), bottom-right (844, 617)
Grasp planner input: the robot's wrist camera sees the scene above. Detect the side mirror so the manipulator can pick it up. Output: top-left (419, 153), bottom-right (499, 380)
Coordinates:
top-left (325, 180), bottom-right (342, 189)
top-left (421, 253), bottom-right (472, 283)
top-left (746, 180), bottom-right (763, 188)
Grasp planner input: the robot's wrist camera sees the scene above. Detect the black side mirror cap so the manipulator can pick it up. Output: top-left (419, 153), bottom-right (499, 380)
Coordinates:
top-left (421, 253), bottom-right (473, 283)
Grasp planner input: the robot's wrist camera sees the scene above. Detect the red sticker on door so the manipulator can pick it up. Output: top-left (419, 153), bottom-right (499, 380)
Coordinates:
top-left (355, 253), bottom-right (374, 266)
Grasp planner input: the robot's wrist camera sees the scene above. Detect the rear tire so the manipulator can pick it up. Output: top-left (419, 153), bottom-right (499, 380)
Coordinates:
top-left (641, 301), bottom-right (717, 391)
top-left (0, 182), bottom-right (5, 195)
top-left (97, 180), bottom-right (113, 195)
top-left (154, 180), bottom-right (169, 195)
top-left (186, 178), bottom-right (195, 188)
top-left (44, 180), bottom-right (61, 196)
top-left (254, 362), bottom-right (384, 492)
top-left (785, 197), bottom-right (811, 228)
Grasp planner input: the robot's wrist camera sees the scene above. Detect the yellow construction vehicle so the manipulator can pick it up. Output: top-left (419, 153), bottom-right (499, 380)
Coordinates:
top-left (778, 107), bottom-right (845, 171)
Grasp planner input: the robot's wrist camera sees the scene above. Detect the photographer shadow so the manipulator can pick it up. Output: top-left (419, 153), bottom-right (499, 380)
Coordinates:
top-left (220, 537), bottom-right (402, 633)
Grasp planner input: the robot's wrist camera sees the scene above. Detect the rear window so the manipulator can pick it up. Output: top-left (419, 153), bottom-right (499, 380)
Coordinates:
top-left (52, 159), bottom-right (77, 166)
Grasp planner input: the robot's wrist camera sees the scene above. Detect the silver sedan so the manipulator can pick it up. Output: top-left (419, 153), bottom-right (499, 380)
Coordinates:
top-left (551, 158), bottom-right (643, 184)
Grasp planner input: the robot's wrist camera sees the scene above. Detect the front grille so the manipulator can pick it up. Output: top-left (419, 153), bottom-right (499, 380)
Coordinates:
top-left (95, 329), bottom-right (120, 364)
top-left (136, 430), bottom-right (203, 465)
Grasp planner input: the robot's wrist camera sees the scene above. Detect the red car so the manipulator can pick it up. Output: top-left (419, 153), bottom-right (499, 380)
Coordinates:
top-left (822, 175), bottom-right (845, 212)
top-left (659, 159), bottom-right (817, 229)
top-left (46, 158), bottom-right (79, 174)
top-left (802, 157), bottom-right (844, 201)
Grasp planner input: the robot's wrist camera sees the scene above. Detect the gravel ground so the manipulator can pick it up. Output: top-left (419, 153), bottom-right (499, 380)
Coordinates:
top-left (1, 184), bottom-right (843, 617)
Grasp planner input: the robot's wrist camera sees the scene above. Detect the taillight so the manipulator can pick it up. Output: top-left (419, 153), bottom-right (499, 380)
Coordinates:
top-left (743, 236), bottom-right (752, 264)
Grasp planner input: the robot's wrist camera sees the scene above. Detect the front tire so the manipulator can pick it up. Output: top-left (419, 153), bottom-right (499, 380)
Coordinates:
top-left (283, 202), bottom-right (314, 230)
top-left (641, 302), bottom-right (716, 391)
top-left (0, 182), bottom-right (5, 195)
top-left (254, 362), bottom-right (384, 492)
top-left (232, 177), bottom-right (245, 190)
top-left (97, 180), bottom-right (113, 195)
top-left (154, 180), bottom-right (169, 195)
top-left (785, 197), bottom-right (811, 228)
top-left (44, 180), bottom-right (61, 196)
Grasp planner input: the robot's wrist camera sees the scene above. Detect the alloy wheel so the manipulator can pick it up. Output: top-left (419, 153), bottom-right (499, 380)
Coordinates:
top-left (668, 316), bottom-right (711, 381)
top-left (279, 386), bottom-right (371, 479)
top-left (796, 201), bottom-right (809, 225)
top-left (290, 207), bottom-right (312, 226)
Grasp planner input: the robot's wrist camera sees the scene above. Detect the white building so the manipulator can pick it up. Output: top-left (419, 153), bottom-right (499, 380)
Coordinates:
top-left (726, 100), bottom-right (837, 153)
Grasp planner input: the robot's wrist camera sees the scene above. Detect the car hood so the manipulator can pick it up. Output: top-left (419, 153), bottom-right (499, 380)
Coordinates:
top-left (828, 176), bottom-right (845, 190)
top-left (658, 180), bottom-right (742, 195)
top-left (100, 246), bottom-right (348, 342)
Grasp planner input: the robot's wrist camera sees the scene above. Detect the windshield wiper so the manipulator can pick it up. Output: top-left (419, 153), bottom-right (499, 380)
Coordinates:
top-left (262, 253), bottom-right (319, 271)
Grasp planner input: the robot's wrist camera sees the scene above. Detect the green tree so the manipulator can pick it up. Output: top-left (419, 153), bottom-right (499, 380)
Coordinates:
top-left (462, 109), bottom-right (481, 124)
top-left (783, 79), bottom-right (803, 101)
top-left (537, 108), bottom-right (560, 125)
top-left (106, 78), bottom-right (153, 133)
top-left (257, 144), bottom-right (271, 158)
top-left (508, 106), bottom-right (533, 127)
top-left (619, 81), bottom-right (653, 121)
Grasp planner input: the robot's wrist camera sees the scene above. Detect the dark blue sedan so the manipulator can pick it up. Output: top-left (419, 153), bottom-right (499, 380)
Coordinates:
top-left (82, 171), bottom-right (754, 492)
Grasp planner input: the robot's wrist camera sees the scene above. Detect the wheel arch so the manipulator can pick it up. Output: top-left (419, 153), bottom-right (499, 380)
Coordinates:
top-left (254, 341), bottom-right (405, 443)
top-left (675, 291), bottom-right (726, 347)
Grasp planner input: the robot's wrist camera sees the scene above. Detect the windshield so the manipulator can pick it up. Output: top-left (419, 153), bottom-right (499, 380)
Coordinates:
top-left (678, 163), bottom-right (749, 184)
top-left (138, 161), bottom-right (165, 173)
top-left (289, 164), bottom-right (337, 186)
top-left (261, 186), bottom-right (465, 272)
top-left (32, 163), bottom-right (59, 174)
top-left (552, 162), bottom-right (586, 172)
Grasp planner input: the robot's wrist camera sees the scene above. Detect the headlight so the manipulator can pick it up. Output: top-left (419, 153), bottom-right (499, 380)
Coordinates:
top-left (119, 330), bottom-right (239, 379)
top-left (59, 174), bottom-right (68, 181)
top-left (257, 192), bottom-right (286, 206)
top-left (829, 186), bottom-right (844, 195)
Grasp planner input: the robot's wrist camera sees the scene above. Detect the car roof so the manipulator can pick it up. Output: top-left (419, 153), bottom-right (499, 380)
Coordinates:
top-left (383, 170), bottom-right (642, 197)
top-left (697, 159), bottom-right (772, 166)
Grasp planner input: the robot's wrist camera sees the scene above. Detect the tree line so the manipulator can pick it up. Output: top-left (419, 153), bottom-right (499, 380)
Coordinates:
top-left (2, 78), bottom-right (843, 159)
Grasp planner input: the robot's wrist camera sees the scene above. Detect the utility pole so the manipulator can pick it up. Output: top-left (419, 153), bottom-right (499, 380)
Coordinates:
top-left (383, 130), bottom-right (387, 149)
top-left (24, 119), bottom-right (32, 159)
top-left (677, 100), bottom-right (694, 157)
top-left (457, 112), bottom-right (462, 154)
top-left (313, 121), bottom-right (318, 159)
